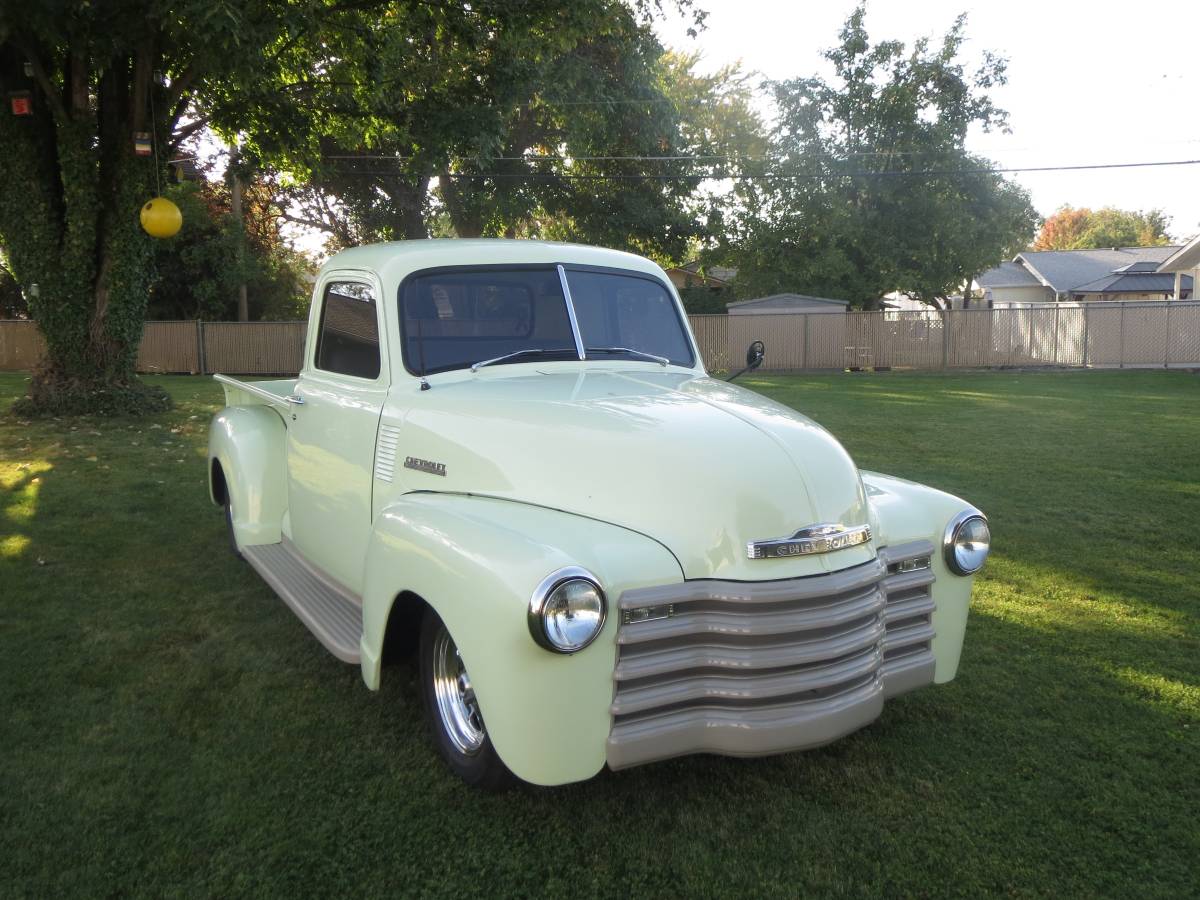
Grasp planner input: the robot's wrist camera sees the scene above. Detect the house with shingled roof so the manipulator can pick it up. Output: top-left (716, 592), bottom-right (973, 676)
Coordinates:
top-left (975, 246), bottom-right (1190, 306)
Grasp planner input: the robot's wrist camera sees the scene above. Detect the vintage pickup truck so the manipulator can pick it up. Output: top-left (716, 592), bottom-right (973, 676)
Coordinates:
top-left (208, 240), bottom-right (990, 788)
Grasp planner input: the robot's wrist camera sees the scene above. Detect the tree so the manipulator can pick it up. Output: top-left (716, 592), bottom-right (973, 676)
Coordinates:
top-left (230, 1), bottom-right (710, 260)
top-left (719, 7), bottom-right (1038, 309)
top-left (0, 1), bottom-right (343, 414)
top-left (1033, 205), bottom-right (1173, 250)
top-left (147, 173), bottom-right (311, 322)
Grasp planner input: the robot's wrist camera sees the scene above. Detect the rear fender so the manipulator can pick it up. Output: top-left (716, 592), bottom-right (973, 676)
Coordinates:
top-left (207, 405), bottom-right (288, 548)
top-left (360, 493), bottom-right (682, 786)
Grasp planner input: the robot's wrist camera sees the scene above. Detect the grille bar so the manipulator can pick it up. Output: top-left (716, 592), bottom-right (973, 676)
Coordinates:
top-left (607, 540), bottom-right (938, 769)
top-left (615, 616), bottom-right (885, 681)
top-left (616, 586), bottom-right (884, 645)
top-left (611, 646), bottom-right (882, 717)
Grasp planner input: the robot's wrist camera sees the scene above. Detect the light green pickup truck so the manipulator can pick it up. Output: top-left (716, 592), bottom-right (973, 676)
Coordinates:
top-left (208, 239), bottom-right (990, 789)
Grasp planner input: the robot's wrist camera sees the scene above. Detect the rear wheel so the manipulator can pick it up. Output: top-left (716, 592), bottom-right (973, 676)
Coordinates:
top-left (419, 609), bottom-right (515, 790)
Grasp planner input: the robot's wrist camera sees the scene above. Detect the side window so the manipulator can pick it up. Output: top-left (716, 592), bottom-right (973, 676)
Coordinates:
top-left (315, 281), bottom-right (381, 380)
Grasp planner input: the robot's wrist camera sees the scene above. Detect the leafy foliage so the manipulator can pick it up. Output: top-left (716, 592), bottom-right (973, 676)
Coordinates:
top-left (149, 175), bottom-right (311, 321)
top-left (1033, 205), bottom-right (1173, 250)
top-left (719, 7), bottom-right (1038, 308)
top-left (677, 284), bottom-right (732, 314)
top-left (224, 2), bottom-right (721, 260)
top-left (0, 256), bottom-right (25, 318)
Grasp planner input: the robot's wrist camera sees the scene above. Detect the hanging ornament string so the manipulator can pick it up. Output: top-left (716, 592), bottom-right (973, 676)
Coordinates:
top-left (148, 79), bottom-right (161, 196)
top-left (139, 72), bottom-right (182, 239)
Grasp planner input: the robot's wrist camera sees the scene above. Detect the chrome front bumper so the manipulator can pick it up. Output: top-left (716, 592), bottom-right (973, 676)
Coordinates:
top-left (606, 542), bottom-right (936, 770)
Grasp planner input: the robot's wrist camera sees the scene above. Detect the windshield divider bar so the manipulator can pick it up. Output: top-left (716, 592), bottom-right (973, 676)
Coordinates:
top-left (557, 264), bottom-right (586, 360)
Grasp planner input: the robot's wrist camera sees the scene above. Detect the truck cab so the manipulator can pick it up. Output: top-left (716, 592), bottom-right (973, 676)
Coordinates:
top-left (208, 239), bottom-right (990, 788)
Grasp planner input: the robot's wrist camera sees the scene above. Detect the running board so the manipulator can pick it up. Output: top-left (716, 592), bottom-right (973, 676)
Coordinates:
top-left (242, 540), bottom-right (362, 664)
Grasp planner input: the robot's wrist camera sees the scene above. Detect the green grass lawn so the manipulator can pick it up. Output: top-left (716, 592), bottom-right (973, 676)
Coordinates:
top-left (2, 370), bottom-right (1197, 898)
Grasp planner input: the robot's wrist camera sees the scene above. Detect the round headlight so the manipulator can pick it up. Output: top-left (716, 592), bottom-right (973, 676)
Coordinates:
top-left (528, 567), bottom-right (607, 653)
top-left (944, 511), bottom-right (991, 575)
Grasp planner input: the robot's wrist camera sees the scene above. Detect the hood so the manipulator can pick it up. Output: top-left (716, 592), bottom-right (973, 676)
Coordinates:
top-left (390, 369), bottom-right (873, 580)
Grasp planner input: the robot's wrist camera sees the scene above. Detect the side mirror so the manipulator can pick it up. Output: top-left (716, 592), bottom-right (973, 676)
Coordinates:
top-left (728, 340), bottom-right (766, 382)
top-left (746, 340), bottom-right (765, 370)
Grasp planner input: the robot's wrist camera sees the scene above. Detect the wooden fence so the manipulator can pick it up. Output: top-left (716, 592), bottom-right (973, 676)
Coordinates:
top-left (3, 304), bottom-right (1199, 375)
top-left (694, 303), bottom-right (1200, 371)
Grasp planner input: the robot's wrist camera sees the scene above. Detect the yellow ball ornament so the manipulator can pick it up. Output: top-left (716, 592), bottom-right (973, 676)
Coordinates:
top-left (140, 197), bottom-right (182, 238)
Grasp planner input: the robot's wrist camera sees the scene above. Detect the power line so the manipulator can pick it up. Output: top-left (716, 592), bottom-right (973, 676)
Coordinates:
top-left (320, 158), bottom-right (1200, 181)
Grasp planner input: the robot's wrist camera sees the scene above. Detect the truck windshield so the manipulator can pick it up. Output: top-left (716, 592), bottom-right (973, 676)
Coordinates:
top-left (399, 266), bottom-right (694, 375)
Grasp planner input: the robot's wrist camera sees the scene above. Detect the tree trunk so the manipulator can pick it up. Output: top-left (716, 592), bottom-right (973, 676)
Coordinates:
top-left (0, 47), bottom-right (167, 414)
top-left (438, 173), bottom-right (483, 238)
top-left (230, 146), bottom-right (249, 321)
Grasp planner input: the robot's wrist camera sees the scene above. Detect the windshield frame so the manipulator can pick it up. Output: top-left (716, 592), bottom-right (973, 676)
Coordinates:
top-left (396, 262), bottom-right (697, 377)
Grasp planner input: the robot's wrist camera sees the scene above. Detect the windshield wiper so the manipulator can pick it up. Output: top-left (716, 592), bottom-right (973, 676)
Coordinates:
top-left (470, 348), bottom-right (575, 372)
top-left (585, 347), bottom-right (670, 366)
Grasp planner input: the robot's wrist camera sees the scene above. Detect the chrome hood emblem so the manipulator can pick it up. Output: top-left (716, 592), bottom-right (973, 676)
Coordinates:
top-left (747, 523), bottom-right (872, 560)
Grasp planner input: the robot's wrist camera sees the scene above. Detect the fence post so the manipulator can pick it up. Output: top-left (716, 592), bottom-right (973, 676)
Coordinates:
top-left (1164, 304), bottom-right (1171, 369)
top-left (197, 320), bottom-right (207, 375)
top-left (941, 309), bottom-right (950, 369)
top-left (802, 314), bottom-right (809, 370)
top-left (1082, 307), bottom-right (1090, 368)
top-left (1007, 309), bottom-right (1016, 367)
top-left (1051, 305), bottom-right (1060, 366)
top-left (1118, 304), bottom-right (1125, 369)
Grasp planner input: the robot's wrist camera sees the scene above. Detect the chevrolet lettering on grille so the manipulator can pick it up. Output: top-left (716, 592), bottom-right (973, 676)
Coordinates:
top-left (746, 523), bottom-right (872, 560)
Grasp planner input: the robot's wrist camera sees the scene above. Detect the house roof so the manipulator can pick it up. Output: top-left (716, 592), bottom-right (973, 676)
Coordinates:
top-left (675, 260), bottom-right (738, 284)
top-left (1157, 233), bottom-right (1200, 273)
top-left (976, 261), bottom-right (1043, 288)
top-left (726, 292), bottom-right (849, 310)
top-left (1016, 246), bottom-right (1179, 294)
top-left (1072, 272), bottom-right (1192, 294)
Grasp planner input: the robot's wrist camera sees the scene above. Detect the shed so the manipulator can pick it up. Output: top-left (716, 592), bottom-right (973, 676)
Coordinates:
top-left (726, 293), bottom-right (849, 315)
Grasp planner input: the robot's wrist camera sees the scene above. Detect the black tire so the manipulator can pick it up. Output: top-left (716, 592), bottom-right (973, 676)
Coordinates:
top-left (419, 608), bottom-right (516, 791)
top-left (224, 499), bottom-right (243, 560)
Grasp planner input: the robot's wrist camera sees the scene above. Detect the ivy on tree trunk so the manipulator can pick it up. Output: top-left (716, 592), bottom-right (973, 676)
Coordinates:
top-left (0, 39), bottom-right (166, 414)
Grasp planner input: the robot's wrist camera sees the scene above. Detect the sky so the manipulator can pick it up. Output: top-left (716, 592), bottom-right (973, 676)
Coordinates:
top-left (655, 0), bottom-right (1200, 241)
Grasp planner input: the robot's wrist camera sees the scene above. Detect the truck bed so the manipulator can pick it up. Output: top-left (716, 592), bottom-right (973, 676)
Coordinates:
top-left (214, 374), bottom-right (298, 411)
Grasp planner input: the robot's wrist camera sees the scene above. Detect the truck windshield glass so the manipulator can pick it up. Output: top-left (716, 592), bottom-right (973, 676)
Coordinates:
top-left (401, 269), bottom-right (576, 375)
top-left (566, 270), bottom-right (694, 367)
top-left (400, 266), bottom-right (693, 374)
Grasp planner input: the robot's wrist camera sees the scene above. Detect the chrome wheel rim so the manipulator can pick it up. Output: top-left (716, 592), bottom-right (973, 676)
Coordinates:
top-left (431, 625), bottom-right (485, 755)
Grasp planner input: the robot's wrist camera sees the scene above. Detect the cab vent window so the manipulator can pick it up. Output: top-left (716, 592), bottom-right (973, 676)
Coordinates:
top-left (316, 281), bottom-right (381, 379)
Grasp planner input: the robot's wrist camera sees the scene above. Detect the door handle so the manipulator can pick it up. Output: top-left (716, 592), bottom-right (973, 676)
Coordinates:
top-left (285, 394), bottom-right (305, 405)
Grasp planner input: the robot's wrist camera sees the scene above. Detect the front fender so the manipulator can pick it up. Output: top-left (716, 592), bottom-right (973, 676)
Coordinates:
top-left (207, 405), bottom-right (288, 548)
top-left (863, 470), bottom-right (982, 684)
top-left (360, 493), bottom-right (683, 786)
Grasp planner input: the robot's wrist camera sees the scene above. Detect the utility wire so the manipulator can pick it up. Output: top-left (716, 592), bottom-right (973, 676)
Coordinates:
top-left (321, 145), bottom-right (1200, 164)
top-left (319, 158), bottom-right (1200, 181)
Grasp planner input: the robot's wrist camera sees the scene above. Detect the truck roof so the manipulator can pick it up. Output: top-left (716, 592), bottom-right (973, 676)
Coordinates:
top-left (320, 239), bottom-right (667, 288)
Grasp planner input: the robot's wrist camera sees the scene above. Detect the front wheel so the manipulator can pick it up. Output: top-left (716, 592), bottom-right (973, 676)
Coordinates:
top-left (419, 609), bottom-right (515, 790)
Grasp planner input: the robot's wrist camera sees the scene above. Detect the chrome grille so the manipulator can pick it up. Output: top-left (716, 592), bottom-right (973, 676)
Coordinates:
top-left (607, 540), bottom-right (936, 770)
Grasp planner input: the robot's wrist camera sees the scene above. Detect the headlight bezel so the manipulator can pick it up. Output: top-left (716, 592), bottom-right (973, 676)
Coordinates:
top-left (943, 509), bottom-right (991, 576)
top-left (527, 566), bottom-right (608, 653)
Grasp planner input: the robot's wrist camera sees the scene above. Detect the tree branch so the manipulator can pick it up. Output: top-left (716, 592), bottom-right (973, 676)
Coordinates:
top-left (168, 115), bottom-right (211, 152)
top-left (164, 62), bottom-right (198, 114)
top-left (130, 39), bottom-right (153, 133)
top-left (279, 212), bottom-right (335, 233)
